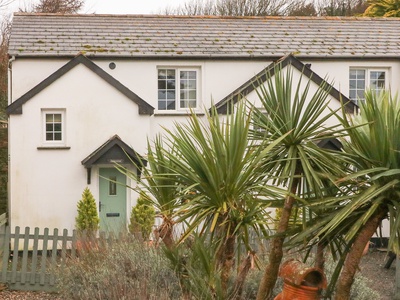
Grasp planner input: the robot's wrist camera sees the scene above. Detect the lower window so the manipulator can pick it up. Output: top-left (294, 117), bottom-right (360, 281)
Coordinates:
top-left (42, 109), bottom-right (66, 145)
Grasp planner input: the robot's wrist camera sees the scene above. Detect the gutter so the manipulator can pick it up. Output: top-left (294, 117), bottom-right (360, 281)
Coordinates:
top-left (8, 55), bottom-right (15, 105)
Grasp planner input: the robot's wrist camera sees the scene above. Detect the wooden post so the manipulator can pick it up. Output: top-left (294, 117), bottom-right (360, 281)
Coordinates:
top-left (0, 213), bottom-right (8, 270)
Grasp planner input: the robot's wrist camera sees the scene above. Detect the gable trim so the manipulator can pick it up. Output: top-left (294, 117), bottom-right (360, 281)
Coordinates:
top-left (213, 54), bottom-right (356, 114)
top-left (6, 54), bottom-right (154, 115)
top-left (81, 134), bottom-right (146, 168)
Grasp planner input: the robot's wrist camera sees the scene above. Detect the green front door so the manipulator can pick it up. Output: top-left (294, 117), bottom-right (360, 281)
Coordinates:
top-left (99, 168), bottom-right (127, 234)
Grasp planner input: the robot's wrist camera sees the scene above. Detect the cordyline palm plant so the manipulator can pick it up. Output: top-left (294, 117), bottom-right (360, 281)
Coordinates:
top-left (118, 136), bottom-right (182, 249)
top-left (254, 65), bottom-right (349, 300)
top-left (308, 90), bottom-right (400, 299)
top-left (160, 101), bottom-right (288, 298)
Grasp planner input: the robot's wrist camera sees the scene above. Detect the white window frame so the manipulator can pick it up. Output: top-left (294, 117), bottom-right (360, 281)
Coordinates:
top-left (157, 67), bottom-right (200, 112)
top-left (349, 68), bottom-right (389, 105)
top-left (41, 109), bottom-right (66, 146)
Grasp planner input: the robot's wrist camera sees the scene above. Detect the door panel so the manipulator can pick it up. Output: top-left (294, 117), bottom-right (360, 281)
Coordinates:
top-left (99, 168), bottom-right (127, 233)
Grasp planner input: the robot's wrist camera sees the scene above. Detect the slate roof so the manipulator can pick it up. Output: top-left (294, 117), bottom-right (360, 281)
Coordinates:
top-left (9, 13), bottom-right (400, 58)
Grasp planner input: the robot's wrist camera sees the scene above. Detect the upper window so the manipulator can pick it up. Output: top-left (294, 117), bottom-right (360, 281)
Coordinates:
top-left (42, 109), bottom-right (65, 145)
top-left (158, 68), bottom-right (198, 111)
top-left (349, 69), bottom-right (387, 104)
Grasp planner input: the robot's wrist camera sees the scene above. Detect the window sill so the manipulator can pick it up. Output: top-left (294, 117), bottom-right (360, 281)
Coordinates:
top-left (37, 146), bottom-right (71, 150)
top-left (154, 112), bottom-right (205, 117)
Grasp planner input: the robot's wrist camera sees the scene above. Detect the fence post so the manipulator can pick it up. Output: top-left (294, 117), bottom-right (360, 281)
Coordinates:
top-left (30, 228), bottom-right (40, 285)
top-left (20, 227), bottom-right (30, 284)
top-left (0, 213), bottom-right (7, 270)
top-left (1, 226), bottom-right (10, 283)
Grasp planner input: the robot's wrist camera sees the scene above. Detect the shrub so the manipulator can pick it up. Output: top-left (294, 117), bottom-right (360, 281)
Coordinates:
top-left (75, 187), bottom-right (99, 234)
top-left (57, 235), bottom-right (182, 300)
top-left (323, 255), bottom-right (380, 300)
top-left (128, 191), bottom-right (155, 240)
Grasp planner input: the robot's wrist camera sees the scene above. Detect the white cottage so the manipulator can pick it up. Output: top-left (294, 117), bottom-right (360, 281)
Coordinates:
top-left (6, 13), bottom-right (400, 235)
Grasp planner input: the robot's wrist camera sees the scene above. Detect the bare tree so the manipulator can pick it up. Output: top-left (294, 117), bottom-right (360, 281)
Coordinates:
top-left (0, 15), bottom-right (10, 120)
top-left (164, 0), bottom-right (368, 16)
top-left (0, 0), bottom-right (14, 9)
top-left (164, 0), bottom-right (291, 16)
top-left (315, 0), bottom-right (368, 16)
top-left (20, 0), bottom-right (84, 13)
top-left (286, 0), bottom-right (318, 16)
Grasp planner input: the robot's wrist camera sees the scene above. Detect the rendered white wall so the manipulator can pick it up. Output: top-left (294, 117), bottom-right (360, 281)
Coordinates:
top-left (9, 56), bottom-right (400, 236)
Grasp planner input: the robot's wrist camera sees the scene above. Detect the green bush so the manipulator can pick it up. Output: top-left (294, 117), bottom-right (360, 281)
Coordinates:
top-left (75, 187), bottom-right (99, 234)
top-left (128, 192), bottom-right (155, 240)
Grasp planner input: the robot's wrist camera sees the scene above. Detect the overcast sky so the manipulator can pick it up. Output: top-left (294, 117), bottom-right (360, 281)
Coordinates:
top-left (2, 0), bottom-right (189, 15)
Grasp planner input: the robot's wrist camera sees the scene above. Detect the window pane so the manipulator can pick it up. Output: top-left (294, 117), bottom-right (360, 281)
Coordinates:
top-left (167, 100), bottom-right (176, 110)
top-left (167, 91), bottom-right (176, 100)
top-left (109, 176), bottom-right (117, 195)
top-left (188, 80), bottom-right (196, 89)
top-left (349, 69), bottom-right (366, 101)
top-left (158, 69), bottom-right (176, 110)
top-left (166, 80), bottom-right (175, 89)
top-left (53, 114), bottom-right (62, 122)
top-left (167, 69), bottom-right (176, 78)
top-left (45, 113), bottom-right (63, 141)
top-left (370, 71), bottom-right (385, 90)
top-left (180, 100), bottom-right (196, 108)
top-left (158, 69), bottom-right (167, 79)
top-left (180, 71), bottom-right (188, 79)
top-left (188, 71), bottom-right (196, 79)
top-left (180, 91), bottom-right (188, 100)
top-left (188, 91), bottom-right (196, 99)
top-left (179, 70), bottom-right (197, 108)
top-left (158, 90), bottom-right (166, 100)
top-left (158, 80), bottom-right (166, 89)
top-left (158, 101), bottom-right (166, 110)
top-left (357, 90), bottom-right (365, 98)
top-left (46, 124), bottom-right (54, 131)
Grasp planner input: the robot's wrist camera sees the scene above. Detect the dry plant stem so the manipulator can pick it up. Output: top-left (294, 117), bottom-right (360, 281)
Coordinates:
top-left (334, 208), bottom-right (387, 300)
top-left (229, 251), bottom-right (256, 300)
top-left (316, 241), bottom-right (326, 270)
top-left (256, 178), bottom-right (299, 300)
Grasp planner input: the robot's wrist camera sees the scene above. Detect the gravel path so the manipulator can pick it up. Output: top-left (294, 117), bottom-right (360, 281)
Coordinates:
top-left (360, 249), bottom-right (396, 300)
